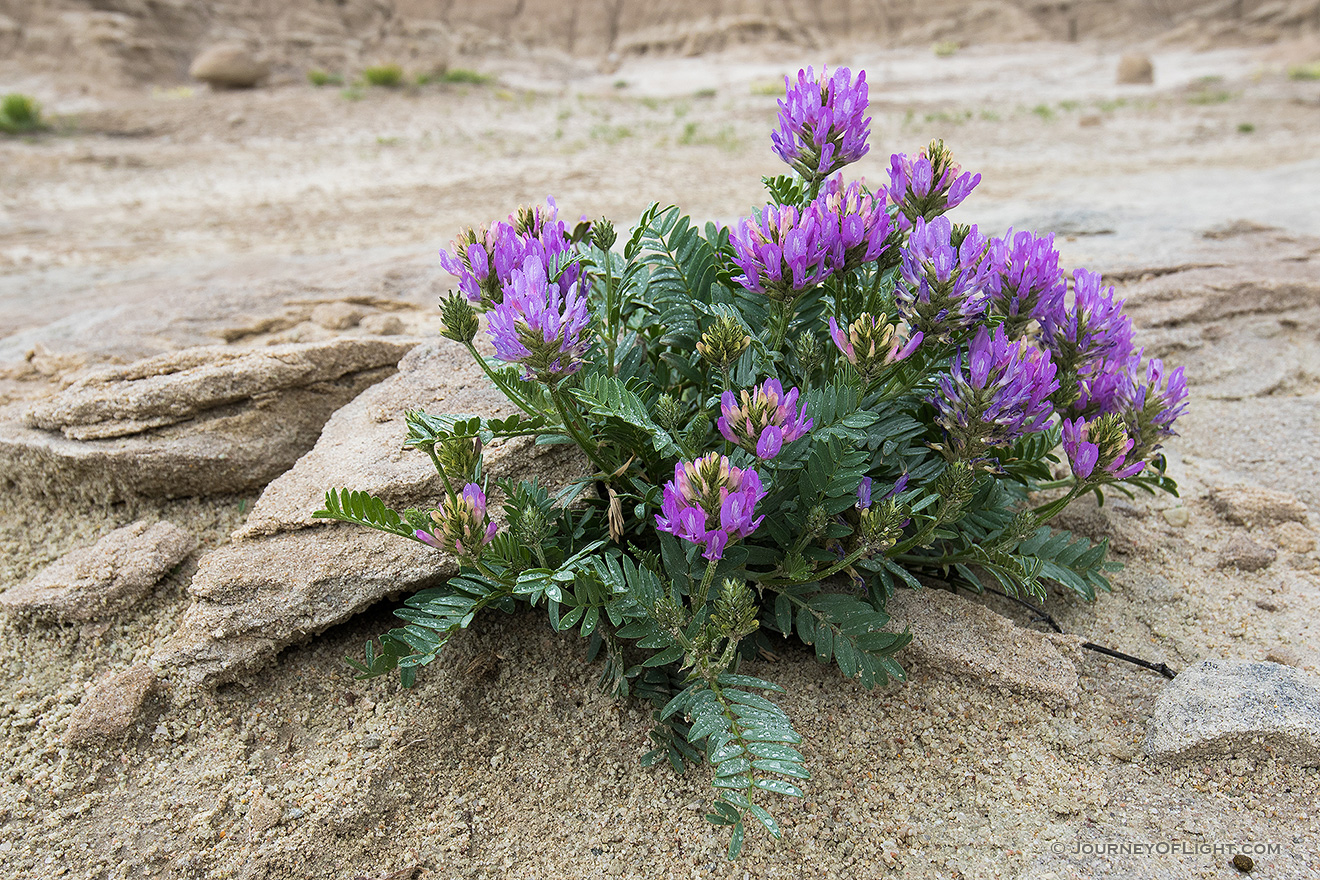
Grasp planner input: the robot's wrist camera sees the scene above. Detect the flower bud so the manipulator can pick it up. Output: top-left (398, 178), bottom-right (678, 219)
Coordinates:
top-left (696, 315), bottom-right (751, 371)
top-left (793, 331), bottom-right (823, 381)
top-left (685, 411), bottom-right (711, 448)
top-left (712, 579), bottom-right (759, 641)
top-left (805, 505), bottom-right (830, 537)
top-left (439, 292), bottom-right (480, 345)
top-left (654, 394), bottom-right (683, 432)
top-left (590, 218), bottom-right (618, 251)
top-left (438, 436), bottom-right (483, 485)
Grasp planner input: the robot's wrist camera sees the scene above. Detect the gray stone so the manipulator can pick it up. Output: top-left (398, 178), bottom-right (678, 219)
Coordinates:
top-left (64, 664), bottom-right (160, 747)
top-left (360, 313), bottom-right (405, 336)
top-left (0, 338), bottom-right (416, 502)
top-left (1116, 53), bottom-right (1154, 85)
top-left (1144, 659), bottom-right (1320, 766)
top-left (1, 520), bottom-right (196, 621)
top-left (1217, 534), bottom-right (1276, 571)
top-left (885, 588), bottom-right (1081, 706)
top-left (309, 302), bottom-right (364, 331)
top-left (1209, 485), bottom-right (1309, 528)
top-left (152, 343), bottom-right (587, 688)
top-left (189, 44), bottom-right (270, 89)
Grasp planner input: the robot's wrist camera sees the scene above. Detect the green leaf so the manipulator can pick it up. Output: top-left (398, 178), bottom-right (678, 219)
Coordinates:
top-left (727, 821), bottom-right (745, 859)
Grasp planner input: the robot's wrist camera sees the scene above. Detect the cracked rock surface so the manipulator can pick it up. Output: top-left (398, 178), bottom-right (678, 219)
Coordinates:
top-left (151, 343), bottom-right (587, 688)
top-left (0, 520), bottom-right (196, 621)
top-left (0, 338), bottom-right (417, 501)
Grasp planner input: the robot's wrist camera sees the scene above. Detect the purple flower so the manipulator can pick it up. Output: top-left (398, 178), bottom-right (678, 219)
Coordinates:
top-left (856, 476), bottom-right (873, 509)
top-left (896, 216), bottom-right (993, 340)
top-left (729, 202), bottom-right (835, 301)
top-left (771, 66), bottom-right (871, 182)
top-left (1119, 355), bottom-right (1189, 461)
top-left (717, 378), bottom-right (813, 460)
top-left (812, 176), bottom-right (892, 273)
top-left (1040, 269), bottom-right (1134, 381)
top-left (439, 197), bottom-right (577, 308)
top-left (487, 254), bottom-right (592, 383)
top-left (417, 482), bottom-right (500, 559)
top-left (828, 313), bottom-right (922, 380)
top-left (985, 229), bottom-right (1066, 336)
top-left (655, 453), bottom-right (767, 561)
top-left (887, 142), bottom-right (981, 232)
top-left (933, 326), bottom-right (1059, 460)
top-left (1061, 416), bottom-right (1145, 482)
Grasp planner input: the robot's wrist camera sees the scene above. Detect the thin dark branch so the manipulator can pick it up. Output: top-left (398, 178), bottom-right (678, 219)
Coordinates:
top-left (949, 582), bottom-right (1178, 680)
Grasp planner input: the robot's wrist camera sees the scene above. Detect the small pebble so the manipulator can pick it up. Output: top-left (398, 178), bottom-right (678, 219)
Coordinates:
top-left (1232, 853), bottom-right (1254, 873)
top-left (1162, 507), bottom-right (1190, 527)
top-left (360, 735), bottom-right (381, 750)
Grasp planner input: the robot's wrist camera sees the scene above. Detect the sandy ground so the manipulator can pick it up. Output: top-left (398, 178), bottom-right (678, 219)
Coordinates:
top-left (1, 38), bottom-right (1320, 880)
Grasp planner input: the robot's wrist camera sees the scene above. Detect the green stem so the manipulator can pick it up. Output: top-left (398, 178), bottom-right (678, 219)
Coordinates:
top-left (767, 299), bottom-right (796, 356)
top-left (1032, 478), bottom-right (1075, 492)
top-left (600, 251), bottom-right (618, 376)
top-left (1032, 483), bottom-right (1089, 522)
top-left (424, 445), bottom-right (456, 497)
top-left (463, 342), bottom-right (541, 417)
top-left (549, 386), bottom-right (610, 474)
top-left (693, 558), bottom-right (719, 612)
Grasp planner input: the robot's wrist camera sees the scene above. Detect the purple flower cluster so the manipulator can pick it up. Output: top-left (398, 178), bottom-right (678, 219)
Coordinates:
top-left (1039, 269), bottom-right (1136, 417)
top-left (487, 255), bottom-right (591, 383)
top-left (816, 175), bottom-right (892, 273)
top-left (439, 197), bottom-right (577, 308)
top-left (896, 216), bottom-right (993, 340)
top-left (717, 378), bottom-right (812, 459)
top-left (655, 453), bottom-right (766, 561)
top-left (1061, 416), bottom-right (1144, 482)
top-left (985, 229), bottom-right (1066, 335)
top-left (887, 144), bottom-right (981, 232)
top-left (1119, 356), bottom-right (1189, 461)
top-left (771, 66), bottom-right (871, 182)
top-left (417, 483), bottom-right (499, 559)
top-left (729, 203), bottom-right (834, 301)
top-left (828, 313), bottom-right (922, 380)
top-left (933, 326), bottom-right (1059, 459)
top-left (731, 177), bottom-right (896, 299)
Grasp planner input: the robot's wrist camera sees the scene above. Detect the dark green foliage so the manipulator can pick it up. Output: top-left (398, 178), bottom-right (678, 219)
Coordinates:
top-left (1, 93), bottom-right (44, 134)
top-left (362, 65), bottom-right (404, 87)
top-left (321, 160), bottom-right (1177, 858)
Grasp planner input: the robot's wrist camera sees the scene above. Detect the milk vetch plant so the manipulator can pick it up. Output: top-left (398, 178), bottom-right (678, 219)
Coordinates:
top-left (316, 64), bottom-right (1185, 858)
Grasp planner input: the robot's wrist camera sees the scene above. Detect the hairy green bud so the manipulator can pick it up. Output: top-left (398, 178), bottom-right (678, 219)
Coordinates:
top-left (654, 393), bottom-right (683, 432)
top-left (804, 505), bottom-right (830, 537)
top-left (934, 461), bottom-right (977, 522)
top-left (591, 217), bottom-right (618, 251)
top-left (438, 436), bottom-right (483, 485)
top-left (439, 292), bottom-right (479, 345)
top-left (712, 579), bottom-right (759, 641)
top-left (858, 499), bottom-right (909, 551)
top-left (685, 411), bottom-right (711, 447)
top-left (793, 330), bottom-right (823, 381)
top-left (512, 503), bottom-right (552, 549)
top-left (696, 315), bottom-right (750, 371)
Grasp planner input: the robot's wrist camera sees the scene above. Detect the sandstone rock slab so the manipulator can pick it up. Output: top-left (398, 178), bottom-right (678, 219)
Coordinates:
top-left (1144, 659), bottom-right (1320, 766)
top-left (1209, 485), bottom-right (1310, 528)
top-left (64, 664), bottom-right (160, 747)
top-left (153, 343), bottom-right (587, 688)
top-left (886, 588), bottom-right (1081, 706)
top-left (0, 338), bottom-right (416, 502)
top-left (1, 520), bottom-right (195, 621)
top-left (189, 44), bottom-right (270, 88)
